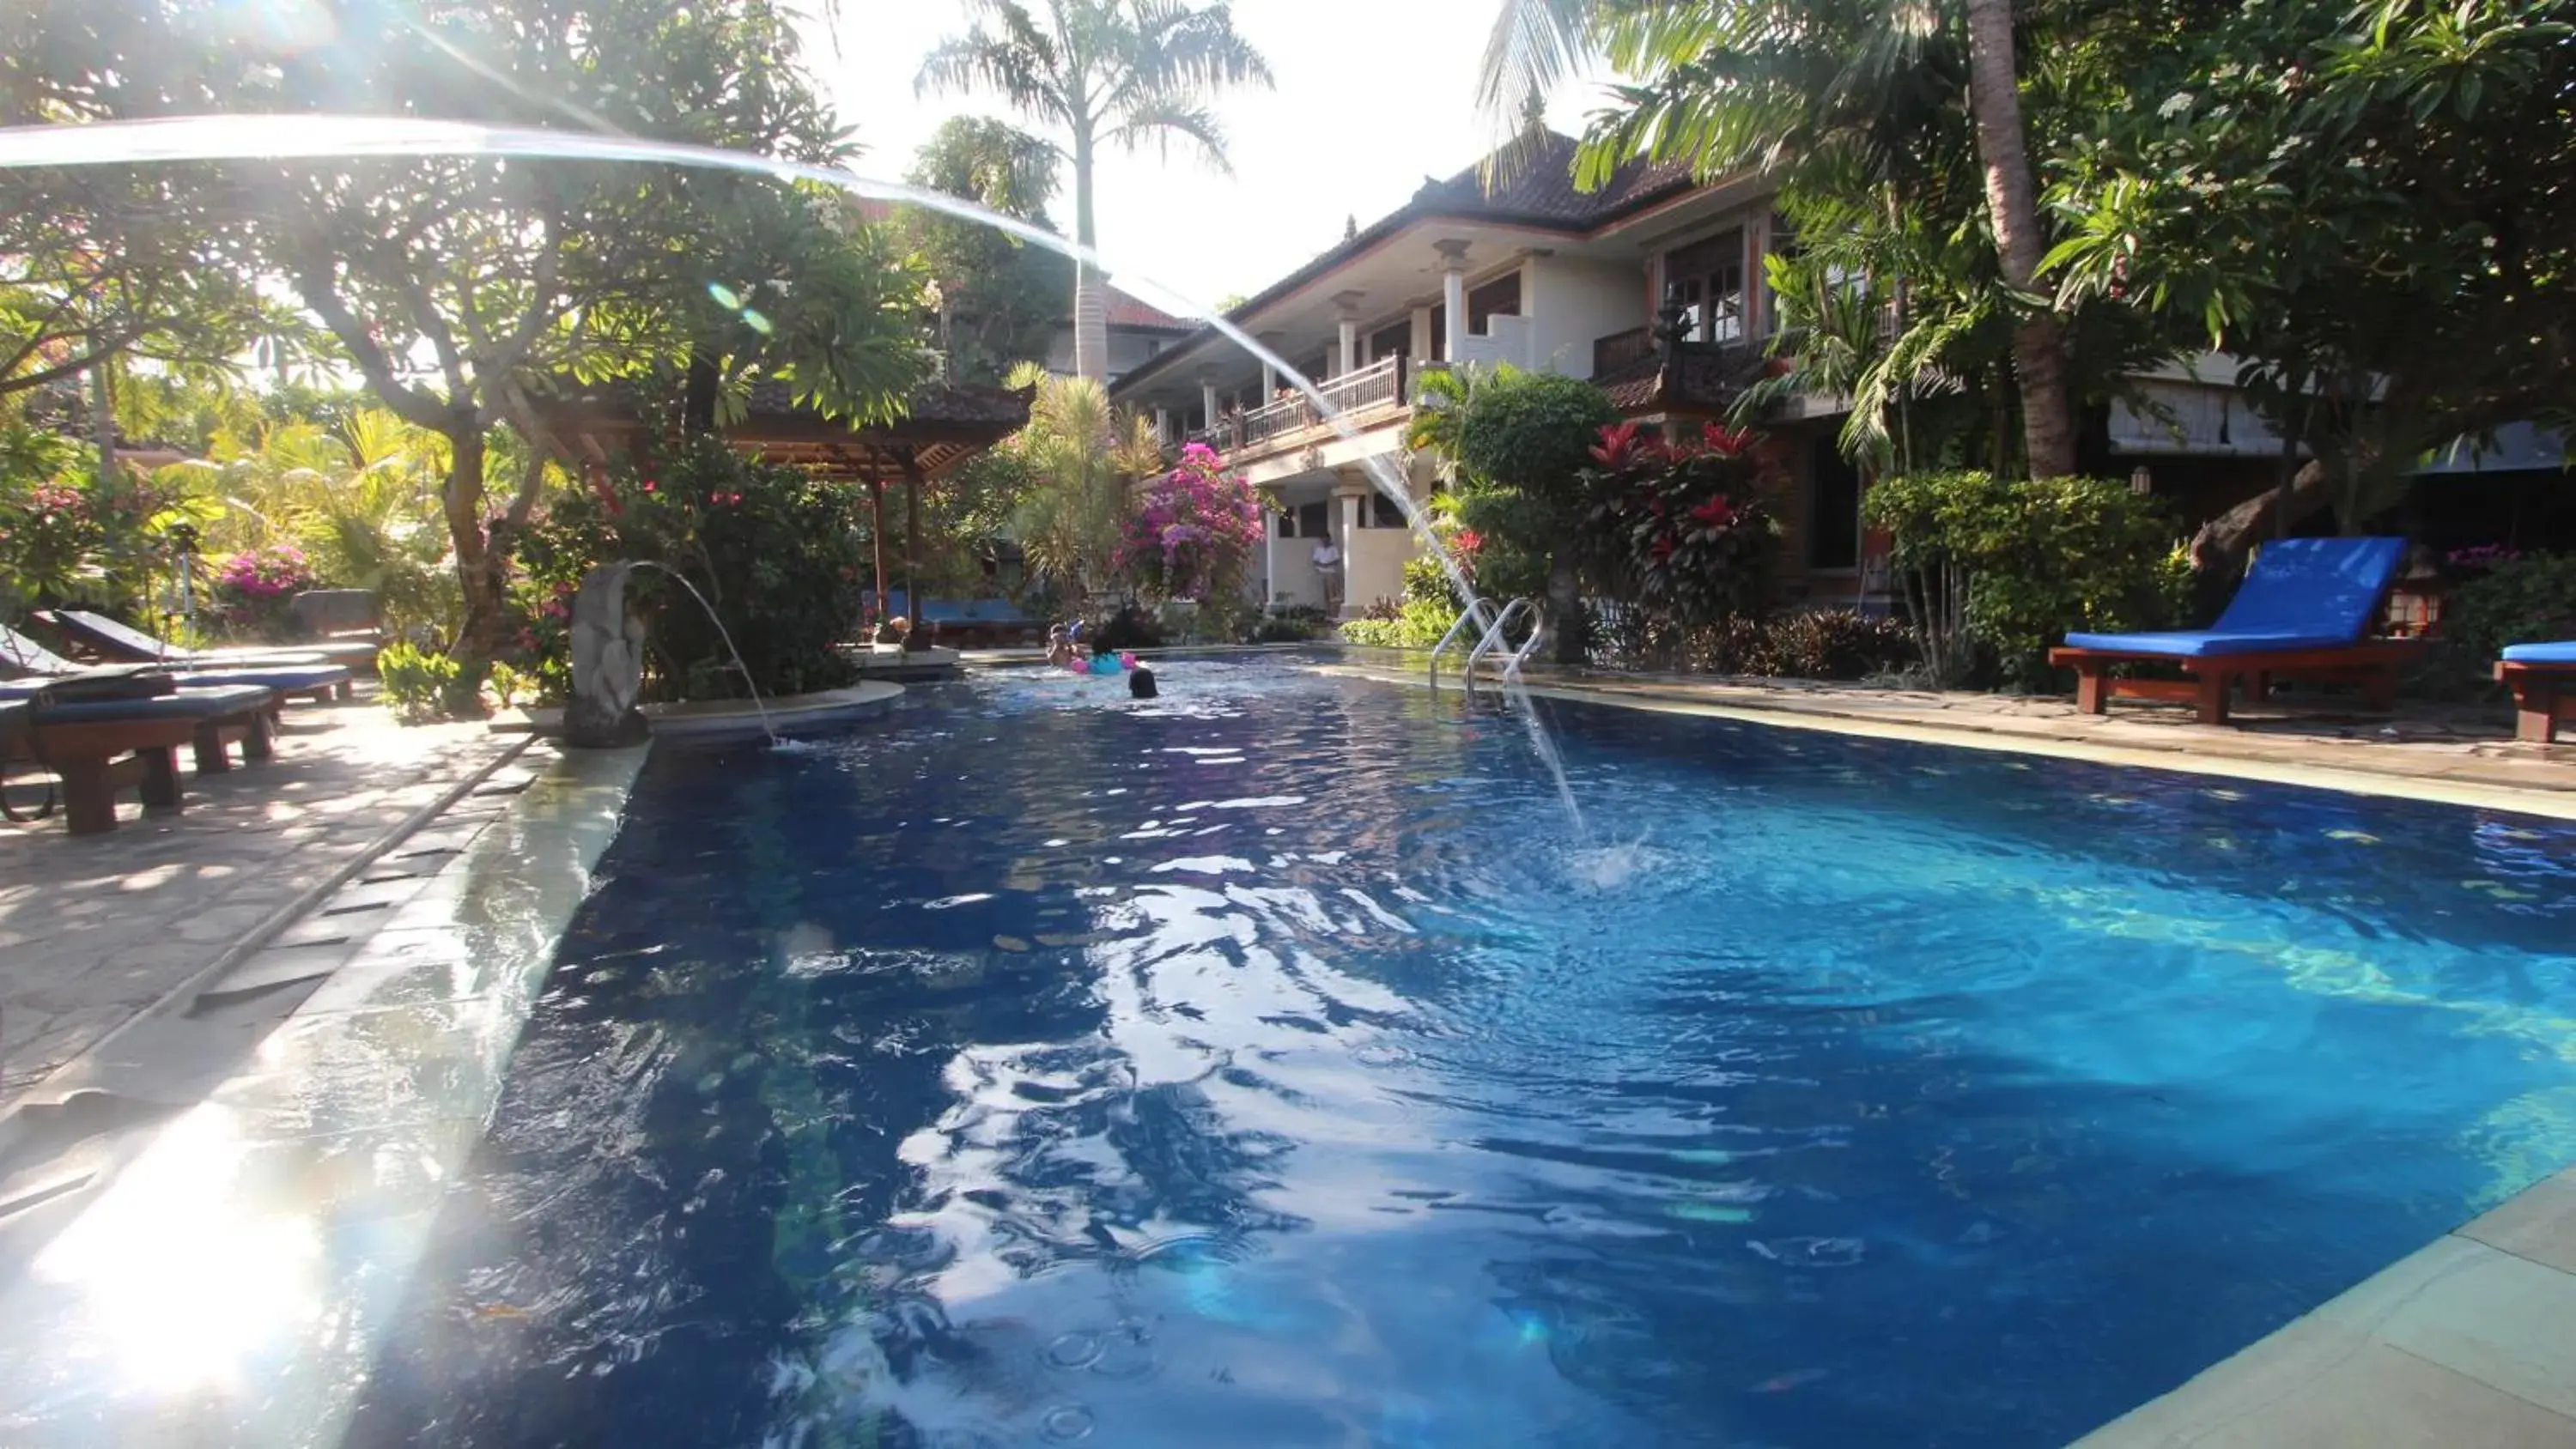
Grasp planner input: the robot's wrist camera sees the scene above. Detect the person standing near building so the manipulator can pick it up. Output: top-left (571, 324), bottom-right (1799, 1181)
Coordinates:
top-left (1310, 535), bottom-right (1343, 614)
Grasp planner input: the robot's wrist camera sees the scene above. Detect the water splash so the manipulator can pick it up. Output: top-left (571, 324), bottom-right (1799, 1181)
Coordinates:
top-left (0, 114), bottom-right (1580, 825)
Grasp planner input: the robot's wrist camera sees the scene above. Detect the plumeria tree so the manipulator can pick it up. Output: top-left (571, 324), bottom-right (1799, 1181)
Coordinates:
top-left (1115, 440), bottom-right (1265, 625)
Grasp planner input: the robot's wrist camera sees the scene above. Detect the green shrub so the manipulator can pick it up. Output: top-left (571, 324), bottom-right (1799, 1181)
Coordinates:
top-left (1578, 424), bottom-right (1780, 627)
top-left (1866, 470), bottom-right (2186, 689)
top-left (1339, 596), bottom-right (1461, 649)
top-left (1455, 368), bottom-right (1620, 500)
top-left (1592, 608), bottom-right (1917, 679)
top-left (1760, 609), bottom-right (1921, 678)
top-left (485, 660), bottom-right (545, 711)
top-left (514, 436), bottom-right (866, 703)
top-left (380, 640), bottom-right (462, 723)
top-left (1248, 603), bottom-right (1332, 643)
top-left (1086, 602), bottom-right (1165, 652)
top-left (2436, 552), bottom-right (2576, 689)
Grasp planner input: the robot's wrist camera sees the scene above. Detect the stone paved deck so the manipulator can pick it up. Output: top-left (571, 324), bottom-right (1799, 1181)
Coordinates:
top-left (0, 695), bottom-right (519, 1106)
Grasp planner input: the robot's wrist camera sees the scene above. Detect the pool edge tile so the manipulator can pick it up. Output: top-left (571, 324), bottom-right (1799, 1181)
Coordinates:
top-left (2074, 1225), bottom-right (2576, 1447)
top-left (2462, 1170), bottom-right (2576, 1276)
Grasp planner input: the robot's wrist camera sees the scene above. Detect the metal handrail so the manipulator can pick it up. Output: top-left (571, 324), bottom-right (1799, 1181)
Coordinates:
top-left (1500, 603), bottom-right (1547, 682)
top-left (1426, 596), bottom-right (1500, 693)
top-left (1462, 597), bottom-right (1537, 696)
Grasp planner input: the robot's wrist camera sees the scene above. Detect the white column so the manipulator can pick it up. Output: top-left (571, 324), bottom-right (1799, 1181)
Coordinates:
top-left (1410, 305), bottom-right (1433, 361)
top-left (1338, 319), bottom-right (1358, 377)
top-left (1261, 359), bottom-right (1279, 399)
top-left (1154, 407), bottom-right (1170, 445)
top-left (1200, 379), bottom-right (1219, 430)
top-left (1263, 522), bottom-right (1279, 608)
top-left (1339, 490), bottom-right (1363, 617)
top-left (1519, 257), bottom-right (1541, 370)
top-left (1436, 240), bottom-right (1469, 360)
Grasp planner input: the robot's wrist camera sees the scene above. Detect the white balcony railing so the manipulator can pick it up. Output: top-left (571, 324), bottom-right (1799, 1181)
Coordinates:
top-left (1187, 353), bottom-right (1408, 457)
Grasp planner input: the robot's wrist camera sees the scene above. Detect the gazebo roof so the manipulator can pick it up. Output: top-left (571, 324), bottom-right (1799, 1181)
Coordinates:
top-left (536, 376), bottom-right (1032, 485)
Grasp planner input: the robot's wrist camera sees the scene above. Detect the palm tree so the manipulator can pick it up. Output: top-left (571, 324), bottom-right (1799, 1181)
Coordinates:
top-left (1479, 0), bottom-right (2080, 480)
top-left (918, 0), bottom-right (1273, 382)
top-left (999, 364), bottom-right (1162, 606)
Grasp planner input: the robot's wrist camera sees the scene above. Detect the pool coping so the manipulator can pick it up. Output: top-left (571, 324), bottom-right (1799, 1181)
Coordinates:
top-left (0, 740), bottom-right (649, 1446)
top-left (492, 678), bottom-right (903, 738)
top-left (2072, 1170), bottom-right (2576, 1446)
top-left (1316, 661), bottom-right (2576, 822)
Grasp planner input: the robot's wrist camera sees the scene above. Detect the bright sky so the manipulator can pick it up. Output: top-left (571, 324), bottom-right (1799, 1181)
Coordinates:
top-left (811, 0), bottom-right (1601, 311)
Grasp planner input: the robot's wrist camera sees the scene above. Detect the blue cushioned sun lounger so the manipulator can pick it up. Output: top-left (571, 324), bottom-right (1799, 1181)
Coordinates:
top-left (38, 608), bottom-right (379, 670)
top-left (2498, 640), bottom-right (2576, 743)
top-left (3, 623), bottom-right (352, 703)
top-left (2047, 537), bottom-right (2418, 724)
top-left (3, 682), bottom-right (280, 834)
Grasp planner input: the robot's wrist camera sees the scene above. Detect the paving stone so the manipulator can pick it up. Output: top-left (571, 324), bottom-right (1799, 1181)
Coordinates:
top-left (190, 941), bottom-right (365, 1010)
top-left (2464, 1171), bottom-right (2576, 1276)
top-left (0, 708), bottom-right (517, 1107)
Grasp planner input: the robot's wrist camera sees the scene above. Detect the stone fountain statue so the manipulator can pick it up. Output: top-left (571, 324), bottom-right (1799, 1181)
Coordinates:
top-left (564, 561), bottom-right (650, 748)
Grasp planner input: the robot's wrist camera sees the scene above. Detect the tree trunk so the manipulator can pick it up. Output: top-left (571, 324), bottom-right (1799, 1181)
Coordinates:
top-left (1962, 0), bottom-right (2078, 482)
top-left (440, 421), bottom-right (501, 716)
top-left (2189, 456), bottom-right (2334, 576)
top-left (1547, 546), bottom-right (1583, 664)
top-left (1071, 130), bottom-right (1108, 382)
top-left (682, 349), bottom-right (721, 436)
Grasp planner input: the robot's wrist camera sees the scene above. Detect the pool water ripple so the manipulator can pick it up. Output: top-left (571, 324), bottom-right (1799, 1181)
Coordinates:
top-left (349, 658), bottom-right (2576, 1448)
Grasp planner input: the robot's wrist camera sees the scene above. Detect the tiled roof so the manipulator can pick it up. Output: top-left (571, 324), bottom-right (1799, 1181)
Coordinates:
top-left (1407, 131), bottom-right (1698, 228)
top-left (1103, 287), bottom-right (1192, 332)
top-left (1593, 343), bottom-right (1765, 417)
top-left (741, 377), bottom-right (1031, 427)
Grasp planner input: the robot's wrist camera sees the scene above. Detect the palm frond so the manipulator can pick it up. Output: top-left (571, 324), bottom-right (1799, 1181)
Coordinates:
top-left (1101, 95), bottom-right (1232, 171)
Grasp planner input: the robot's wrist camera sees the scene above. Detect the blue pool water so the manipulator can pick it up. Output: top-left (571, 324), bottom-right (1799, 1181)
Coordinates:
top-left (354, 659), bottom-right (2576, 1448)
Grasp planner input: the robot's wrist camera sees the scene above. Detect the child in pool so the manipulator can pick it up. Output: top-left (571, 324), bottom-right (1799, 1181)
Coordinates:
top-left (1045, 625), bottom-right (1075, 668)
top-left (1128, 665), bottom-right (1158, 699)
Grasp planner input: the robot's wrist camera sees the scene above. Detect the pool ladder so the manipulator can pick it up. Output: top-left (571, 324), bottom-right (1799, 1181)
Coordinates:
top-left (1429, 597), bottom-right (1545, 696)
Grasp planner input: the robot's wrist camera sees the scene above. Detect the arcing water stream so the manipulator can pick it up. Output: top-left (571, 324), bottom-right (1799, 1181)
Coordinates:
top-left (0, 114), bottom-right (1588, 837)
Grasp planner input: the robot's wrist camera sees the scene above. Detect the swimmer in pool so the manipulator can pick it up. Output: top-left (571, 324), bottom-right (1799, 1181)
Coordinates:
top-left (1045, 625), bottom-right (1074, 668)
top-left (1128, 665), bottom-right (1158, 699)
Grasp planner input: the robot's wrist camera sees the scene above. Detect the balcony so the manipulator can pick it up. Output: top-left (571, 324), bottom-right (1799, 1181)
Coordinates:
top-left (1187, 353), bottom-right (1411, 463)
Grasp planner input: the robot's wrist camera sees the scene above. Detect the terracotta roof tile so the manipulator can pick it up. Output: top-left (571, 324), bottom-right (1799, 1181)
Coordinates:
top-left (1103, 288), bottom-right (1192, 332)
top-left (1409, 131), bottom-right (1698, 227)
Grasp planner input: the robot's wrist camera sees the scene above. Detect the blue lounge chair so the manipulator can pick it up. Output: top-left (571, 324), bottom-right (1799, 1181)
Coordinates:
top-left (3, 623), bottom-right (353, 705)
top-left (2498, 641), bottom-right (2576, 743)
top-left (2047, 537), bottom-right (2418, 724)
top-left (36, 607), bottom-right (378, 673)
top-left (0, 680), bottom-right (280, 834)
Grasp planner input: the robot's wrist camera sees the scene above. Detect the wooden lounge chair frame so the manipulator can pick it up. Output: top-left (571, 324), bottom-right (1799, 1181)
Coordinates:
top-left (2497, 659), bottom-right (2575, 744)
top-left (2049, 639), bottom-right (2424, 726)
top-left (8, 691), bottom-right (279, 835)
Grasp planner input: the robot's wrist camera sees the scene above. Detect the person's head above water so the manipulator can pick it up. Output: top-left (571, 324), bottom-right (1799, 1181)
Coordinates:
top-left (1128, 666), bottom-right (1158, 699)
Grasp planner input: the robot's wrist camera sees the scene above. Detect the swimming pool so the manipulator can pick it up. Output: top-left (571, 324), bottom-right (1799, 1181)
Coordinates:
top-left (350, 658), bottom-right (2576, 1448)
